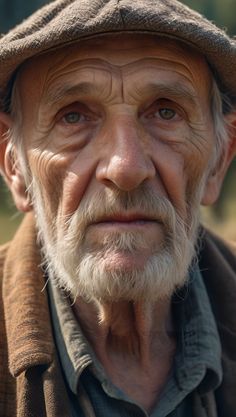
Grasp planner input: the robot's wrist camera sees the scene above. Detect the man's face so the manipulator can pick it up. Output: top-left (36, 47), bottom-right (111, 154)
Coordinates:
top-left (16, 34), bottom-right (215, 301)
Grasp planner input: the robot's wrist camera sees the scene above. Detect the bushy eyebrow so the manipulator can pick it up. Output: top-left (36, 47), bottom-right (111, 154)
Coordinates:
top-left (134, 82), bottom-right (199, 108)
top-left (43, 82), bottom-right (96, 106)
top-left (43, 80), bottom-right (199, 110)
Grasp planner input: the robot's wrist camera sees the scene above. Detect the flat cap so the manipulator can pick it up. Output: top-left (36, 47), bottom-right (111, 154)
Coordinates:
top-left (0, 0), bottom-right (236, 111)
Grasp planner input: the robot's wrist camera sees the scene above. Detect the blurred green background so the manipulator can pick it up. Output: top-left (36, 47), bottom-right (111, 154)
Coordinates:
top-left (0, 0), bottom-right (236, 244)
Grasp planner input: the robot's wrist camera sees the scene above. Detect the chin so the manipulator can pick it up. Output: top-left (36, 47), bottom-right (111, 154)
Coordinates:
top-left (97, 250), bottom-right (154, 272)
top-left (58, 246), bottom-right (192, 303)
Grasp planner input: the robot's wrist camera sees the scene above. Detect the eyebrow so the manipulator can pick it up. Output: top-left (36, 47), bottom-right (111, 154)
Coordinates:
top-left (43, 82), bottom-right (97, 106)
top-left (43, 80), bottom-right (199, 109)
top-left (136, 82), bottom-right (199, 108)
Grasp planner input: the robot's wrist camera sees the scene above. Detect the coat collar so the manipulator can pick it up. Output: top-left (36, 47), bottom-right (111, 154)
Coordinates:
top-left (2, 213), bottom-right (54, 377)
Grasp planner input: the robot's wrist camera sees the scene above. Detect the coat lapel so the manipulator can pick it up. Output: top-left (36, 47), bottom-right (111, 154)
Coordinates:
top-left (2, 213), bottom-right (72, 416)
top-left (3, 213), bottom-right (53, 377)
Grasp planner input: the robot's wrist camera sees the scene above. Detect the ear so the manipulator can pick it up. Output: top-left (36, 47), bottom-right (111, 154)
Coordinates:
top-left (0, 112), bottom-right (32, 212)
top-left (201, 113), bottom-right (236, 206)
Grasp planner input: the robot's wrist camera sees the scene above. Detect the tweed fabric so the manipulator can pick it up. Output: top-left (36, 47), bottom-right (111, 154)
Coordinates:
top-left (0, 214), bottom-right (72, 417)
top-left (0, 0), bottom-right (236, 111)
top-left (0, 243), bottom-right (16, 417)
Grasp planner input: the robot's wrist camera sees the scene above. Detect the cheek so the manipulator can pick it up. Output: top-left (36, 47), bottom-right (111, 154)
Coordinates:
top-left (151, 135), bottom-right (212, 220)
top-left (28, 147), bottom-right (99, 219)
top-left (60, 171), bottom-right (89, 216)
top-left (184, 141), bottom-right (213, 202)
top-left (28, 150), bottom-right (66, 219)
top-left (151, 142), bottom-right (188, 215)
top-left (60, 153), bottom-right (102, 216)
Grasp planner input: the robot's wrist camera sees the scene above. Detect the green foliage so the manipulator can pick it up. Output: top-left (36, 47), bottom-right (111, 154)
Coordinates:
top-left (0, 177), bottom-right (23, 244)
top-left (0, 177), bottom-right (11, 212)
top-left (181, 0), bottom-right (236, 35)
top-left (0, 0), bottom-right (49, 32)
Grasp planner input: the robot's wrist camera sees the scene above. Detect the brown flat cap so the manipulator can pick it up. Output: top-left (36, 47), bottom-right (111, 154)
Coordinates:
top-left (0, 0), bottom-right (236, 111)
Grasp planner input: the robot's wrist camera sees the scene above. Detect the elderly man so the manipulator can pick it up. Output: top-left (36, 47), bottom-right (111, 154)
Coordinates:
top-left (0, 0), bottom-right (236, 416)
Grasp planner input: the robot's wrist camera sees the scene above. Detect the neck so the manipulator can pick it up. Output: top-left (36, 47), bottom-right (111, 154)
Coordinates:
top-left (73, 297), bottom-right (175, 368)
top-left (73, 296), bottom-right (176, 412)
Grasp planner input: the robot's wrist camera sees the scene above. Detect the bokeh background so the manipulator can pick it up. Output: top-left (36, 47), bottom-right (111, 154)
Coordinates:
top-left (0, 0), bottom-right (235, 244)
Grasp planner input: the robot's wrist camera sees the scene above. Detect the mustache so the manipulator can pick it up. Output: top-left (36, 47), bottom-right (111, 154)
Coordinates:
top-left (62, 186), bottom-right (179, 234)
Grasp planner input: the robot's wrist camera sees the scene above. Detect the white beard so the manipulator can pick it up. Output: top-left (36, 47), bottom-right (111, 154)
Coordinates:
top-left (31, 181), bottom-right (202, 303)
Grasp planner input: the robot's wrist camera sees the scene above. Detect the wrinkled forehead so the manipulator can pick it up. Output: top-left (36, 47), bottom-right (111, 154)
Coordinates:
top-left (16, 33), bottom-right (213, 100)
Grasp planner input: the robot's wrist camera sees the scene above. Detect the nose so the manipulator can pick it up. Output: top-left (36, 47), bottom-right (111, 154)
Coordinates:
top-left (96, 117), bottom-right (156, 191)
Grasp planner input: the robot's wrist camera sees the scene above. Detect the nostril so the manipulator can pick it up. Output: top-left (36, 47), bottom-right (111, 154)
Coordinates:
top-left (96, 153), bottom-right (155, 191)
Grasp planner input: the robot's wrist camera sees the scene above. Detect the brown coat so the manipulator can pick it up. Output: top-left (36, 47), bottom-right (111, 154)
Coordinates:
top-left (0, 213), bottom-right (236, 417)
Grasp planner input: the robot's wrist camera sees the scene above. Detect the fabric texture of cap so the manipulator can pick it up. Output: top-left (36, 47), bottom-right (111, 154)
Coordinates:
top-left (0, 0), bottom-right (236, 111)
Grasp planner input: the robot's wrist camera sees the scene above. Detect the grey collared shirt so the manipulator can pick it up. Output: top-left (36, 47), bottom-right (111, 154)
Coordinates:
top-left (48, 266), bottom-right (222, 417)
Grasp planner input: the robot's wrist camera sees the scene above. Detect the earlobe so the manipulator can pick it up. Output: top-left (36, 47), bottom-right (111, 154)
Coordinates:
top-left (201, 114), bottom-right (236, 206)
top-left (5, 144), bottom-right (32, 212)
top-left (0, 112), bottom-right (32, 212)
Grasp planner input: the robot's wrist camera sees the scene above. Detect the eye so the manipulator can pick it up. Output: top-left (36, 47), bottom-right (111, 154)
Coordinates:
top-left (158, 108), bottom-right (176, 120)
top-left (143, 99), bottom-right (182, 122)
top-left (62, 112), bottom-right (87, 124)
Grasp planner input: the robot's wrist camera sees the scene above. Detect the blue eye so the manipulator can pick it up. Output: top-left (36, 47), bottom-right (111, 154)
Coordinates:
top-left (158, 108), bottom-right (176, 120)
top-left (63, 112), bottom-right (85, 124)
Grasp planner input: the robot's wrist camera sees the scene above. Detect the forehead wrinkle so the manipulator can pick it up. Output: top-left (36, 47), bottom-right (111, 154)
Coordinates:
top-left (42, 68), bottom-right (122, 107)
top-left (40, 64), bottom-right (130, 109)
top-left (47, 55), bottom-right (200, 82)
top-left (120, 60), bottom-right (210, 108)
top-left (26, 52), bottom-right (210, 111)
top-left (43, 58), bottom-right (121, 88)
top-left (121, 58), bottom-right (205, 90)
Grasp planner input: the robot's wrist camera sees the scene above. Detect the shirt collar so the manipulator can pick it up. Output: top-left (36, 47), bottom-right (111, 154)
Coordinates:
top-left (48, 281), bottom-right (94, 393)
top-left (173, 266), bottom-right (222, 394)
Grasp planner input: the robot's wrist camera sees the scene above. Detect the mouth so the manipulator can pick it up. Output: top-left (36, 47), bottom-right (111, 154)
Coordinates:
top-left (84, 212), bottom-right (165, 254)
top-left (91, 213), bottom-right (161, 227)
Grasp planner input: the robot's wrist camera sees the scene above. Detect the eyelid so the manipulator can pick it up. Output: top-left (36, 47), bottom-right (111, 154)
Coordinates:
top-left (146, 98), bottom-right (187, 120)
top-left (62, 111), bottom-right (87, 124)
top-left (56, 102), bottom-right (88, 120)
top-left (55, 103), bottom-right (104, 130)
